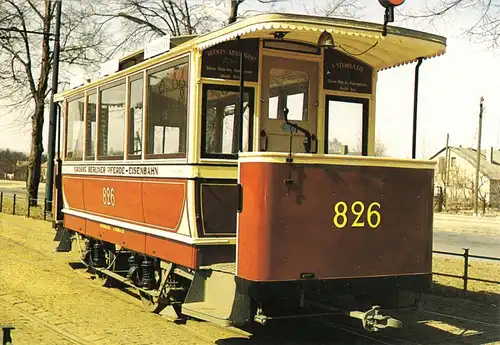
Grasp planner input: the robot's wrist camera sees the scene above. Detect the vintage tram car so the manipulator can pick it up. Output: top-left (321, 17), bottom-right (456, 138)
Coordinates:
top-left (52, 8), bottom-right (446, 332)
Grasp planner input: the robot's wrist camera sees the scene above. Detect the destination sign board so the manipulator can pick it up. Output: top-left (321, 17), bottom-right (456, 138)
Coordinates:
top-left (61, 164), bottom-right (191, 178)
top-left (201, 38), bottom-right (259, 82)
top-left (323, 49), bottom-right (373, 94)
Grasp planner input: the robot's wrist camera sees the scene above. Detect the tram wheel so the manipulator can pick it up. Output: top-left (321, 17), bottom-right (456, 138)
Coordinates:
top-left (91, 249), bottom-right (117, 287)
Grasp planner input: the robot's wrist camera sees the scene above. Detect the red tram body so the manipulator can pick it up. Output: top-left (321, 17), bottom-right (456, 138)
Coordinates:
top-left (53, 11), bottom-right (446, 331)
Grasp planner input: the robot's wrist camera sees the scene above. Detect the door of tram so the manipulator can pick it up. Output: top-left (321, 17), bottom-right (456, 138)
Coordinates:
top-left (259, 56), bottom-right (318, 153)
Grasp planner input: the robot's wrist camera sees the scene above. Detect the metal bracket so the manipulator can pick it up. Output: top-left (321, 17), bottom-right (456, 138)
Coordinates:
top-left (347, 305), bottom-right (403, 332)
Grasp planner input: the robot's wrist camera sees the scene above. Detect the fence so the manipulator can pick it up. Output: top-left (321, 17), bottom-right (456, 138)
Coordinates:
top-left (433, 248), bottom-right (500, 296)
top-left (0, 192), bottom-right (53, 221)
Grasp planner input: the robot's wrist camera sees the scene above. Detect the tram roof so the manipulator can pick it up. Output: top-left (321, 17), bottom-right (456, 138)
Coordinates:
top-left (193, 13), bottom-right (446, 71)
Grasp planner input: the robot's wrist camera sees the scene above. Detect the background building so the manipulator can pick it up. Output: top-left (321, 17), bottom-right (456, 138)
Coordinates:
top-left (430, 146), bottom-right (500, 210)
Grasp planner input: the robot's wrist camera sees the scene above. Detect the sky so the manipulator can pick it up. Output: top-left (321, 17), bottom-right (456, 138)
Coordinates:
top-left (0, 0), bottom-right (499, 160)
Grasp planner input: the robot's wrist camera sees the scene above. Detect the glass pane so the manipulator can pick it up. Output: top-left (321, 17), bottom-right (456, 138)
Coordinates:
top-left (268, 68), bottom-right (309, 121)
top-left (268, 96), bottom-right (279, 119)
top-left (129, 78), bottom-right (143, 157)
top-left (204, 89), bottom-right (251, 155)
top-left (147, 63), bottom-right (188, 156)
top-left (98, 82), bottom-right (126, 158)
top-left (327, 100), bottom-right (363, 155)
top-left (65, 97), bottom-right (84, 160)
top-left (85, 92), bottom-right (96, 159)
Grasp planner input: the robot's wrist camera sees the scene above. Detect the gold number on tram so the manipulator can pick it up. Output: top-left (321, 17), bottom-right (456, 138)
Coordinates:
top-left (102, 187), bottom-right (115, 207)
top-left (332, 201), bottom-right (381, 229)
top-left (333, 201), bottom-right (348, 228)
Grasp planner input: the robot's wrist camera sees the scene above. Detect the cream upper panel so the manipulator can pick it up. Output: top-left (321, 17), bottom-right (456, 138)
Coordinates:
top-left (238, 152), bottom-right (437, 170)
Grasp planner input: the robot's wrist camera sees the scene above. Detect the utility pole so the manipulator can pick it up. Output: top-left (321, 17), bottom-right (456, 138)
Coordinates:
top-left (444, 133), bottom-right (449, 208)
top-left (473, 97), bottom-right (484, 216)
top-left (44, 0), bottom-right (62, 214)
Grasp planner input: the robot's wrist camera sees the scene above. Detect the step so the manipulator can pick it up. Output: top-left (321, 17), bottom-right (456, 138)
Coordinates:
top-left (182, 301), bottom-right (231, 326)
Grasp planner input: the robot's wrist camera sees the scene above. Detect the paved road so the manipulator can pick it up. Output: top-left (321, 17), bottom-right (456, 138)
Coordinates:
top-left (433, 213), bottom-right (499, 258)
top-left (0, 181), bottom-right (46, 200)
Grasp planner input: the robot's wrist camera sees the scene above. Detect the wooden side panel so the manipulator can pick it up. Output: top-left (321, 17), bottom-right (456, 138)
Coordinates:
top-left (85, 220), bottom-right (126, 246)
top-left (145, 235), bottom-right (196, 269)
top-left (62, 176), bottom-right (186, 232)
top-left (64, 214), bottom-right (86, 234)
top-left (64, 216), bottom-right (233, 270)
top-left (237, 162), bottom-right (434, 282)
top-left (142, 182), bottom-right (185, 230)
top-left (83, 177), bottom-right (143, 222)
top-left (198, 183), bottom-right (239, 236)
top-left (62, 177), bottom-right (84, 210)
top-left (123, 230), bottom-right (146, 253)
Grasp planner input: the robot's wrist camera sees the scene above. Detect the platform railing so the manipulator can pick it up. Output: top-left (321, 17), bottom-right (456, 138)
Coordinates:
top-left (432, 248), bottom-right (500, 296)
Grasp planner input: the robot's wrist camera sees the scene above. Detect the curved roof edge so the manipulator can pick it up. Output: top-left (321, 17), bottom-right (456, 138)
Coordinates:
top-left (192, 12), bottom-right (447, 71)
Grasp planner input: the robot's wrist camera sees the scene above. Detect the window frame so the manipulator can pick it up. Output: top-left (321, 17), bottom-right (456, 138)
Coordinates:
top-left (144, 56), bottom-right (190, 160)
top-left (324, 95), bottom-right (369, 156)
top-left (84, 89), bottom-right (97, 160)
top-left (97, 78), bottom-right (127, 161)
top-left (127, 72), bottom-right (145, 160)
top-left (200, 83), bottom-right (255, 160)
top-left (64, 93), bottom-right (85, 161)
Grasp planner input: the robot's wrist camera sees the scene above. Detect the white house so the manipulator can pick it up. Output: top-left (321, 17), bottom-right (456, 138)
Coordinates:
top-left (430, 146), bottom-right (500, 208)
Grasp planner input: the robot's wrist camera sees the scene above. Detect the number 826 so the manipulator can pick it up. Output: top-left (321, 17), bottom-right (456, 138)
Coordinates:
top-left (333, 201), bottom-right (381, 229)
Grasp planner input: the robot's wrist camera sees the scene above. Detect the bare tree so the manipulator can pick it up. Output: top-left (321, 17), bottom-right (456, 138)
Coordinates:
top-left (400, 0), bottom-right (500, 49)
top-left (0, 0), bottom-right (110, 205)
top-left (228, 0), bottom-right (282, 24)
top-left (299, 0), bottom-right (364, 18)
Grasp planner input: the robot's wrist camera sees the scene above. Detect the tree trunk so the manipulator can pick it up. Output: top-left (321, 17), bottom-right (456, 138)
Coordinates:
top-left (27, 102), bottom-right (45, 206)
top-left (27, 0), bottom-right (51, 207)
top-left (229, 0), bottom-right (239, 24)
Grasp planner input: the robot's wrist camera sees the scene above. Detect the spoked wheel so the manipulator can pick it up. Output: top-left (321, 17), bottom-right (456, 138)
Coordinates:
top-left (76, 234), bottom-right (117, 287)
top-left (91, 250), bottom-right (117, 287)
top-left (137, 264), bottom-right (168, 313)
top-left (90, 247), bottom-right (117, 287)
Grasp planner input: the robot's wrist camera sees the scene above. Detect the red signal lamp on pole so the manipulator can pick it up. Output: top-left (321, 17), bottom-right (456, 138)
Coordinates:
top-left (378, 0), bottom-right (405, 36)
top-left (379, 0), bottom-right (405, 8)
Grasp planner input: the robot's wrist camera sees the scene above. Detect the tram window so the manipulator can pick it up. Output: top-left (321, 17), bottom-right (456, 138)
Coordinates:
top-left (146, 62), bottom-right (188, 157)
top-left (98, 81), bottom-right (126, 159)
top-left (85, 91), bottom-right (97, 159)
top-left (268, 69), bottom-right (309, 121)
top-left (65, 96), bottom-right (85, 160)
top-left (326, 98), bottom-right (368, 156)
top-left (202, 85), bottom-right (254, 158)
top-left (128, 76), bottom-right (143, 159)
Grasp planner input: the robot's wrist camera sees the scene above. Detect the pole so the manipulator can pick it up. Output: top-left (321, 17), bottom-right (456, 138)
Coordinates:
top-left (444, 133), bottom-right (449, 207)
top-left (238, 35), bottom-right (245, 152)
top-left (412, 57), bottom-right (423, 159)
top-left (44, 0), bottom-right (62, 213)
top-left (474, 97), bottom-right (484, 216)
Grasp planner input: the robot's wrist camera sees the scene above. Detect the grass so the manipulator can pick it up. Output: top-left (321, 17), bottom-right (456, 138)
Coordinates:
top-left (0, 194), bottom-right (52, 221)
top-left (432, 255), bottom-right (500, 304)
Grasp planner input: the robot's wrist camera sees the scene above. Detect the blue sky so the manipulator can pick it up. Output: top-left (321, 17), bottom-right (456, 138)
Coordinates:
top-left (0, 0), bottom-right (498, 159)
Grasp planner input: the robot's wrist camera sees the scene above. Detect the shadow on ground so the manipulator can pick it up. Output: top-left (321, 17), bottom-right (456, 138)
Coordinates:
top-left (216, 291), bottom-right (500, 345)
top-left (431, 281), bottom-right (500, 306)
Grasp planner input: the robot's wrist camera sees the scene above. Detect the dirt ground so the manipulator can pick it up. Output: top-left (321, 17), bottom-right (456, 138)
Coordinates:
top-left (0, 213), bottom-right (499, 345)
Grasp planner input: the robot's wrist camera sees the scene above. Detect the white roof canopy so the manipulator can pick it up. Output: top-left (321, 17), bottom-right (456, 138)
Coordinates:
top-left (194, 13), bottom-right (447, 71)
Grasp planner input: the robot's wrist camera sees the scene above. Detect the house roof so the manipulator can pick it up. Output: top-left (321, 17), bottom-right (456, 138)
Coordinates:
top-left (430, 146), bottom-right (500, 180)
